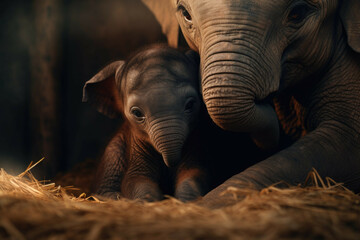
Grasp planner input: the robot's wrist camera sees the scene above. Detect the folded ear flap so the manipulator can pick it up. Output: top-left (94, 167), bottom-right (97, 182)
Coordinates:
top-left (83, 61), bottom-right (125, 119)
top-left (340, 0), bottom-right (360, 53)
top-left (142, 0), bottom-right (179, 47)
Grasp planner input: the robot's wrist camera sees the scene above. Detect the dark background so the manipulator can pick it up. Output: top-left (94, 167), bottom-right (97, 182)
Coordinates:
top-left (0, 0), bottom-right (167, 178)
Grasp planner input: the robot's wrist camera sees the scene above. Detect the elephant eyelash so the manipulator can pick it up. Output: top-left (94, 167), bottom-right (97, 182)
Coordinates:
top-left (130, 107), bottom-right (146, 123)
top-left (177, 4), bottom-right (192, 23)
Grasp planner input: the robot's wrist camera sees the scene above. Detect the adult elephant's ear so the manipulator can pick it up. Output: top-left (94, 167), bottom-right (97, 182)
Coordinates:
top-left (142, 0), bottom-right (179, 47)
top-left (82, 61), bottom-right (125, 119)
top-left (340, 0), bottom-right (360, 53)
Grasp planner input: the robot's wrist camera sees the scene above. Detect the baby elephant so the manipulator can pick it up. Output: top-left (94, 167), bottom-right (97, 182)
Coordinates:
top-left (83, 46), bottom-right (208, 202)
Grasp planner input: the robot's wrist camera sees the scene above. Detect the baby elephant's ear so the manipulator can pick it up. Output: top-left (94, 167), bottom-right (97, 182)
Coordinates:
top-left (340, 0), bottom-right (360, 53)
top-left (83, 61), bottom-right (125, 119)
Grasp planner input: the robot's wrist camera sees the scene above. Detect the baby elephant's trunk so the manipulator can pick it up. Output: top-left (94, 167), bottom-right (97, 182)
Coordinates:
top-left (149, 117), bottom-right (189, 168)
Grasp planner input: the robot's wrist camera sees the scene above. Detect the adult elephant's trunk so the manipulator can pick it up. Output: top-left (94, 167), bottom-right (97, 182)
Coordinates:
top-left (149, 116), bottom-right (188, 167)
top-left (201, 41), bottom-right (280, 149)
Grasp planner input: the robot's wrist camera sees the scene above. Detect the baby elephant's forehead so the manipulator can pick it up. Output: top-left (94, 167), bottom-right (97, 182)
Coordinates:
top-left (125, 60), bottom-right (195, 92)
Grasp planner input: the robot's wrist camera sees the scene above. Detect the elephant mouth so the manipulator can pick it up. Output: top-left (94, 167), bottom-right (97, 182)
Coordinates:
top-left (254, 91), bottom-right (277, 106)
top-left (201, 75), bottom-right (280, 150)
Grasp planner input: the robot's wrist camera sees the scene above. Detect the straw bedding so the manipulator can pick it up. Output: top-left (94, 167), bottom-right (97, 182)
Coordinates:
top-left (1, 164), bottom-right (360, 240)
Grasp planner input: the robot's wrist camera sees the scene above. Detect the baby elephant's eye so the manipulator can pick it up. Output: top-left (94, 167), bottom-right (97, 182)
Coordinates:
top-left (184, 98), bottom-right (196, 113)
top-left (130, 107), bottom-right (145, 122)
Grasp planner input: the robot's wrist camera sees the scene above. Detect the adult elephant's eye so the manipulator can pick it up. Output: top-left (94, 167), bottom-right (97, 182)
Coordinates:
top-left (130, 107), bottom-right (145, 123)
top-left (288, 3), bottom-right (312, 24)
top-left (178, 5), bottom-right (192, 23)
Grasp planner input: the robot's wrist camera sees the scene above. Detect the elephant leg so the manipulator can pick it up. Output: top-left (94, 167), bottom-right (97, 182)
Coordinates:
top-left (202, 123), bottom-right (360, 208)
top-left (121, 148), bottom-right (164, 202)
top-left (122, 175), bottom-right (163, 202)
top-left (93, 133), bottom-right (127, 199)
top-left (174, 160), bottom-right (209, 202)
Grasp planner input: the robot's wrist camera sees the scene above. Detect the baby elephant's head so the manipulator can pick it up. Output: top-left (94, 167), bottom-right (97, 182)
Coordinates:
top-left (83, 46), bottom-right (200, 167)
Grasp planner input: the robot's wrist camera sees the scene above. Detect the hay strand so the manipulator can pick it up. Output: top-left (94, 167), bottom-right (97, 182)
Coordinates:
top-left (0, 166), bottom-right (360, 240)
top-left (18, 157), bottom-right (45, 178)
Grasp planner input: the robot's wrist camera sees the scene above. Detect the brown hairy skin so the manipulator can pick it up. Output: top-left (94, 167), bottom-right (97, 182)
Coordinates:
top-left (84, 46), bottom-right (208, 202)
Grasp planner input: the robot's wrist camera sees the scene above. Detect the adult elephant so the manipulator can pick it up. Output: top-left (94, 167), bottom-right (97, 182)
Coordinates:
top-left (142, 0), bottom-right (360, 202)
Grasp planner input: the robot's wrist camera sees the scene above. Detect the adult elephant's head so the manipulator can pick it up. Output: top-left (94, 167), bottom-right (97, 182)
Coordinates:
top-left (142, 0), bottom-right (360, 149)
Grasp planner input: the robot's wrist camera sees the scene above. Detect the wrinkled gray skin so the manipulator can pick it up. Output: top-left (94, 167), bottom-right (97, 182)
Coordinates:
top-left (83, 46), bottom-right (208, 202)
top-left (143, 0), bottom-right (360, 204)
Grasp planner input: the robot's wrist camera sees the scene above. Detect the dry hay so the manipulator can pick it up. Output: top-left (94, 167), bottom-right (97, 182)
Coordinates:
top-left (0, 163), bottom-right (360, 240)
